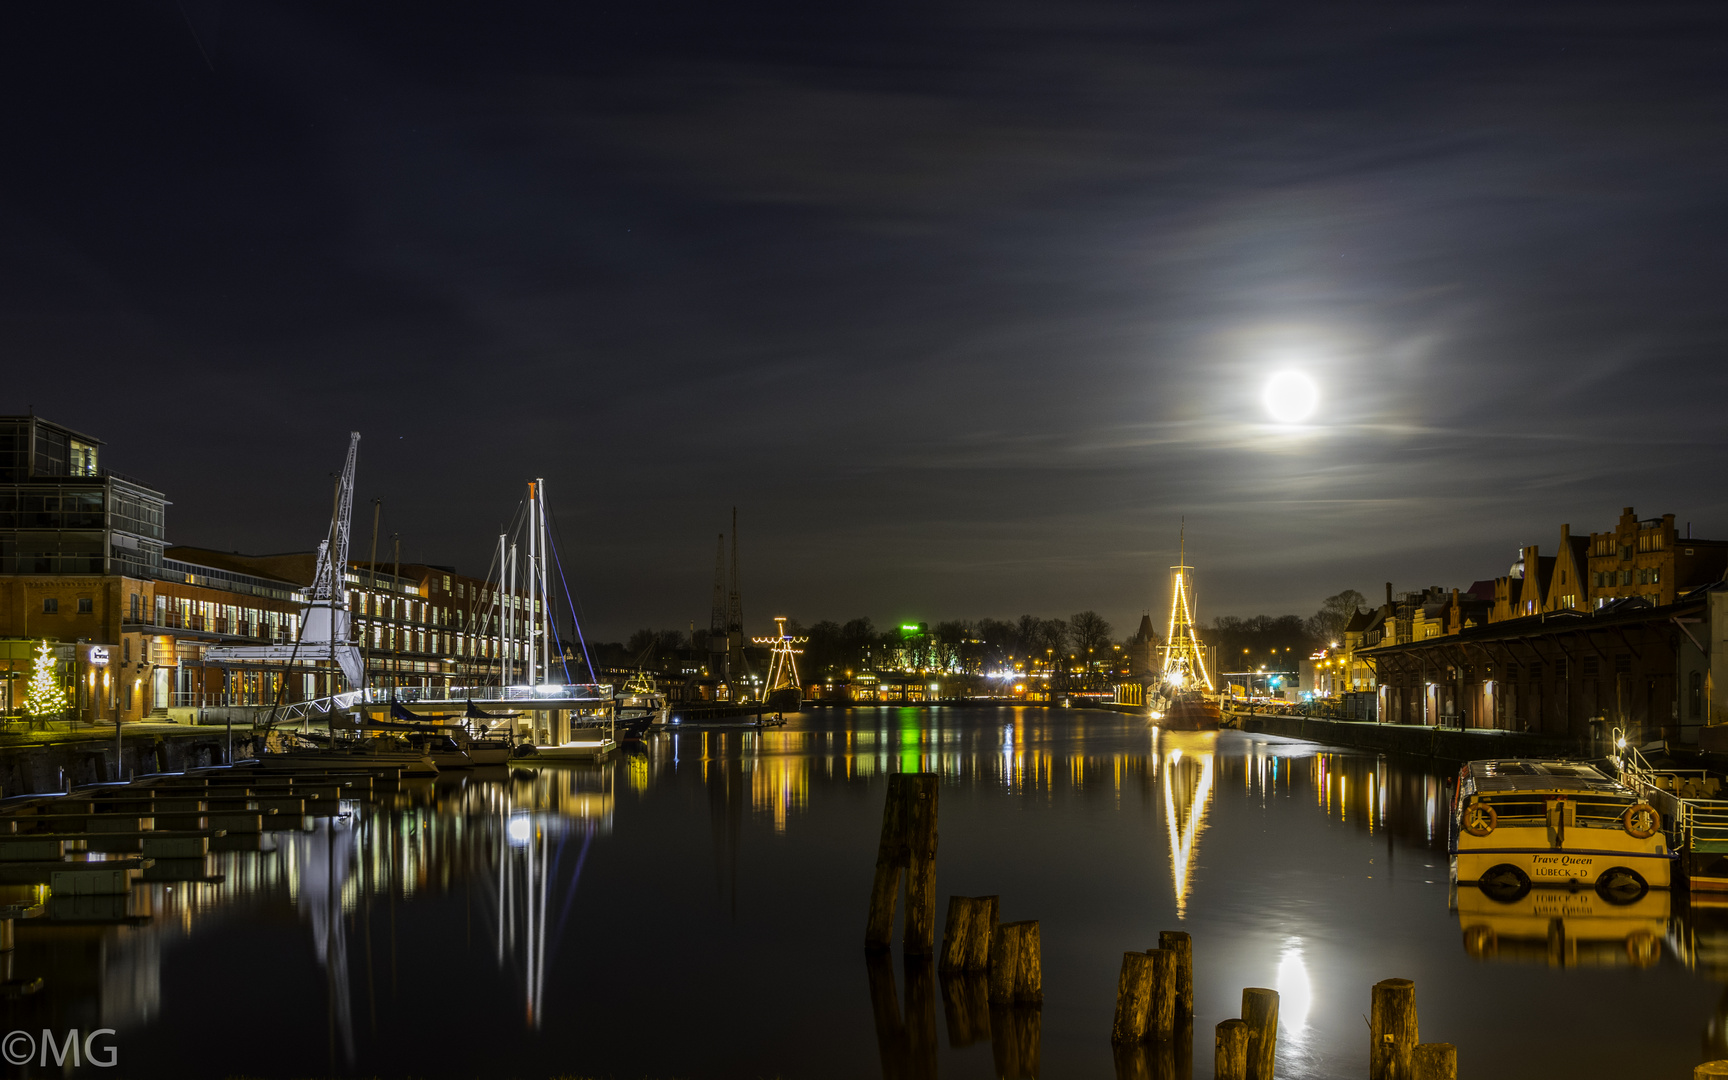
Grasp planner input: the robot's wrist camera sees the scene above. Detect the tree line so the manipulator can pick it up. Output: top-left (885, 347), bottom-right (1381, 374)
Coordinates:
top-left (618, 588), bottom-right (1370, 678)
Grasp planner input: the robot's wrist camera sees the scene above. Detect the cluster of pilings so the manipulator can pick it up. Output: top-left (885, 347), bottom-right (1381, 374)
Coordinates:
top-left (862, 772), bottom-right (1464, 1078)
top-left (864, 773), bottom-right (1043, 1077)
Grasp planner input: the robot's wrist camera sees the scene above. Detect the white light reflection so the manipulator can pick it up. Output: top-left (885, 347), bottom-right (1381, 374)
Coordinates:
top-left (1163, 735), bottom-right (1216, 918)
top-left (1275, 939), bottom-right (1312, 1031)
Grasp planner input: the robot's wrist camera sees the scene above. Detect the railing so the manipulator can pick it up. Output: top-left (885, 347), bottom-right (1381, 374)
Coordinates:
top-left (372, 684), bottom-right (613, 703)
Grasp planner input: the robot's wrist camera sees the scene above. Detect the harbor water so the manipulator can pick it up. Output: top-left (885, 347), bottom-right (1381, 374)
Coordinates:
top-left (4, 706), bottom-right (1720, 1078)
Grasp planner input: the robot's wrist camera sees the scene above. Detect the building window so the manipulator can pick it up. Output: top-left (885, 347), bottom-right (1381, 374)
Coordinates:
top-left (77, 597), bottom-right (92, 614)
top-left (42, 598), bottom-right (57, 614)
top-left (1652, 567), bottom-right (1660, 584)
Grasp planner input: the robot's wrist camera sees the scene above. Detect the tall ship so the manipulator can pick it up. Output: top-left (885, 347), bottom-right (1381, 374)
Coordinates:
top-left (1158, 527), bottom-right (1220, 731)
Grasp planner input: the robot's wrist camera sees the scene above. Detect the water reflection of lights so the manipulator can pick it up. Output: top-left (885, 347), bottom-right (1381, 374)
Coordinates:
top-left (1162, 736), bottom-right (1216, 918)
top-left (1275, 939), bottom-right (1312, 1030)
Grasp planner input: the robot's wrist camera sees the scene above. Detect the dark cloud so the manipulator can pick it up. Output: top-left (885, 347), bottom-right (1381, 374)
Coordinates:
top-left (3, 1), bottom-right (1727, 635)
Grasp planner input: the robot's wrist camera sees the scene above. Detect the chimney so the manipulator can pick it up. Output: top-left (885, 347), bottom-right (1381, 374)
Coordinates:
top-left (1385, 582), bottom-right (1393, 606)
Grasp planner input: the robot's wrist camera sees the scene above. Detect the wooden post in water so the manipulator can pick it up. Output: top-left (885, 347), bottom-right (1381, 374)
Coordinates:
top-left (1369, 978), bottom-right (1418, 1080)
top-left (939, 897), bottom-right (973, 972)
top-left (864, 773), bottom-right (941, 954)
top-left (865, 778), bottom-right (909, 951)
top-left (1111, 952), bottom-right (1156, 1043)
top-left (1241, 988), bottom-right (1279, 1080)
top-left (1158, 930), bottom-right (1193, 1023)
top-left (940, 895), bottom-right (998, 972)
top-left (1412, 1042), bottom-right (1457, 1080)
top-left (903, 775), bottom-right (939, 956)
top-left (988, 920), bottom-right (1043, 1005)
top-left (1215, 1019), bottom-right (1248, 1080)
top-left (966, 895), bottom-right (998, 970)
top-left (1146, 947), bottom-right (1177, 1041)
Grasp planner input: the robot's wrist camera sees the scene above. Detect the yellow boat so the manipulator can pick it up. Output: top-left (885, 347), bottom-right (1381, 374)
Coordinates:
top-left (1452, 759), bottom-right (1672, 901)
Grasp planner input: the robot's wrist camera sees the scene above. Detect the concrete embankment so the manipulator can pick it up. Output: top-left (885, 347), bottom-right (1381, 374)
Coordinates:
top-left (0, 729), bottom-right (234, 798)
top-left (1231, 711), bottom-right (1579, 763)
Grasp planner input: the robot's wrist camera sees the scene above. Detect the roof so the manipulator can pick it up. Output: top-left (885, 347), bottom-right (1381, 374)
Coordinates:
top-left (1467, 759), bottom-right (1628, 796)
top-left (1368, 592), bottom-right (1703, 654)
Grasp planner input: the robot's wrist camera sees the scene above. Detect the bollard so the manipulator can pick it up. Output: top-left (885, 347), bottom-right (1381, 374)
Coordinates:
top-left (1146, 947), bottom-right (1177, 1041)
top-left (1158, 930), bottom-right (1193, 1022)
top-left (1111, 952), bottom-right (1156, 1044)
top-left (1413, 1042), bottom-right (1457, 1080)
top-left (1369, 978), bottom-right (1418, 1080)
top-left (1215, 1018), bottom-right (1248, 1080)
top-left (1241, 988), bottom-right (1279, 1080)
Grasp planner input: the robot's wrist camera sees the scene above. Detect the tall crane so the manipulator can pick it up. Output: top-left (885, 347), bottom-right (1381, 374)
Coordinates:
top-left (206, 432), bottom-right (365, 692)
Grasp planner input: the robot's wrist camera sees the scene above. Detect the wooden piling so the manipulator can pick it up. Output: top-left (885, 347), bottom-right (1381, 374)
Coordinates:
top-left (1111, 951), bottom-right (1156, 1044)
top-left (1146, 947), bottom-right (1177, 1041)
top-left (1369, 978), bottom-right (1418, 1080)
top-left (1214, 1018), bottom-right (1248, 1080)
top-left (939, 897), bottom-right (974, 972)
top-left (1241, 988), bottom-right (1279, 1080)
top-left (865, 778), bottom-right (908, 951)
top-left (1412, 1042), bottom-right (1457, 1080)
top-left (988, 920), bottom-right (1043, 1005)
top-left (864, 773), bottom-right (941, 954)
top-left (903, 776), bottom-right (939, 956)
top-left (966, 895), bottom-right (998, 970)
top-left (1157, 930), bottom-right (1193, 1022)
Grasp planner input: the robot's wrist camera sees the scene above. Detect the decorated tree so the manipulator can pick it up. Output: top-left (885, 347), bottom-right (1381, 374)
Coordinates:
top-left (22, 640), bottom-right (69, 724)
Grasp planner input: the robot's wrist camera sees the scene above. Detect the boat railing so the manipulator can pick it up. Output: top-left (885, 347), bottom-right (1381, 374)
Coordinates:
top-left (1474, 793), bottom-right (1645, 829)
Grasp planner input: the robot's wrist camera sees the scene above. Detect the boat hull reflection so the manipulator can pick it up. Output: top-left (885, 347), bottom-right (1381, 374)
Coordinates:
top-left (1455, 885), bottom-right (1668, 968)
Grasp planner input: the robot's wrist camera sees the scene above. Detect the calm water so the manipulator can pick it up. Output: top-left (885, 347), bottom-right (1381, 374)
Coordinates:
top-left (3, 706), bottom-right (1722, 1078)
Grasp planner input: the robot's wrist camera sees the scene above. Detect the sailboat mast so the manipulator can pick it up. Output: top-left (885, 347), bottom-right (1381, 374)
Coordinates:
top-left (526, 482), bottom-right (538, 687)
top-left (493, 534), bottom-right (505, 687)
top-left (536, 478), bottom-right (552, 684)
top-left (506, 541), bottom-right (518, 685)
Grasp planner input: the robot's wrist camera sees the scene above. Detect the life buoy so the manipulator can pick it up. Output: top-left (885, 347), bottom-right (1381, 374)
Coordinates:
top-left (1463, 801), bottom-right (1497, 837)
top-left (1622, 803), bottom-right (1660, 839)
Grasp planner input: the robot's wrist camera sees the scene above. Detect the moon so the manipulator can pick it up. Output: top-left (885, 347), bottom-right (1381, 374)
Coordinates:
top-left (1262, 370), bottom-right (1320, 424)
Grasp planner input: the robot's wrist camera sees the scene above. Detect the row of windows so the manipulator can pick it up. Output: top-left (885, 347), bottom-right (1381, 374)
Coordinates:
top-left (40, 597), bottom-right (95, 615)
top-left (1594, 567), bottom-right (1660, 587)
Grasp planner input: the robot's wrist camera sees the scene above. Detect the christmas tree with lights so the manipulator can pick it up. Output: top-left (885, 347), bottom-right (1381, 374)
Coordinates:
top-left (22, 640), bottom-right (68, 724)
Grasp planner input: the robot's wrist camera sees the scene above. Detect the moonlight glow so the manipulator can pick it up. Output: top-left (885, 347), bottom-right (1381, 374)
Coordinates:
top-left (1262, 370), bottom-right (1320, 423)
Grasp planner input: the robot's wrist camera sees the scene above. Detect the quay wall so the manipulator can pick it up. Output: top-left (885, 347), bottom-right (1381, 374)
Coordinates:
top-left (0, 730), bottom-right (233, 798)
top-left (1232, 711), bottom-right (1581, 763)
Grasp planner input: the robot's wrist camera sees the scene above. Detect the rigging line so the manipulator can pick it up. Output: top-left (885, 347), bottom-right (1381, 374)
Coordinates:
top-left (545, 506), bottom-right (594, 680)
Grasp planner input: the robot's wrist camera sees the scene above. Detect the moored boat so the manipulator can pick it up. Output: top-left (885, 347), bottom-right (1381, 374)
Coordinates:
top-left (1452, 758), bottom-right (1672, 902)
top-left (1161, 692), bottom-right (1220, 731)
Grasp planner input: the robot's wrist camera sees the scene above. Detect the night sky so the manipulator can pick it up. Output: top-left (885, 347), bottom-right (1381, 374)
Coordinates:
top-left (5, 3), bottom-right (1727, 638)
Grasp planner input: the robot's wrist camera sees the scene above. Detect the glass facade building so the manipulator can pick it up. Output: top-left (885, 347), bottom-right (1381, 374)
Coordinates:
top-left (0, 416), bottom-right (167, 576)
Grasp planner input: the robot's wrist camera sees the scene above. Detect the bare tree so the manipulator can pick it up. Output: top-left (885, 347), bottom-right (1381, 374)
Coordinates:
top-left (1308, 589), bottom-right (1367, 646)
top-left (1070, 610), bottom-right (1113, 670)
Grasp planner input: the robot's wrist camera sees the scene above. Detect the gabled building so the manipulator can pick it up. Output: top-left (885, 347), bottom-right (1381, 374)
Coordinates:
top-left (1544, 524), bottom-right (1591, 613)
top-left (1588, 507), bottom-right (1728, 609)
